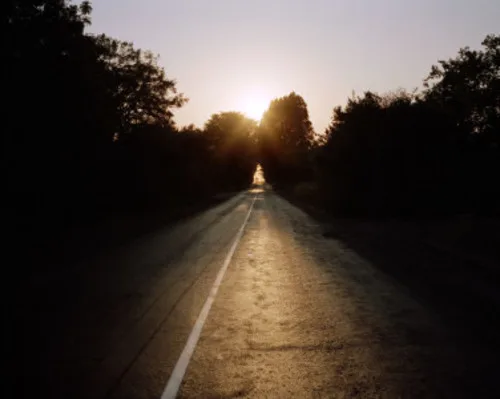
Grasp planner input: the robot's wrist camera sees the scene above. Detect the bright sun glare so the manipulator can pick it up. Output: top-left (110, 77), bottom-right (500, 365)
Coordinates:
top-left (252, 164), bottom-right (265, 185)
top-left (240, 89), bottom-right (272, 121)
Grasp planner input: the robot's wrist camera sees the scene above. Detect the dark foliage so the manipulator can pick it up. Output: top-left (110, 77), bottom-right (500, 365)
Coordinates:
top-left (258, 92), bottom-right (316, 186)
top-left (203, 112), bottom-right (258, 191)
top-left (5, 0), bottom-right (257, 239)
top-left (5, 0), bottom-right (498, 241)
top-left (316, 35), bottom-right (500, 217)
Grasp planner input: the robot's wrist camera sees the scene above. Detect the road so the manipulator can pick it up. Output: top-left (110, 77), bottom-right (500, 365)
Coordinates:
top-left (11, 187), bottom-right (499, 398)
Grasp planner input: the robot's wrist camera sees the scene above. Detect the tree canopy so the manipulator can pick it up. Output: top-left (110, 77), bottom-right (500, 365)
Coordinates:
top-left (317, 34), bottom-right (500, 216)
top-left (424, 34), bottom-right (500, 148)
top-left (4, 0), bottom-right (239, 232)
top-left (203, 112), bottom-right (258, 189)
top-left (6, 1), bottom-right (499, 234)
top-left (258, 92), bottom-right (315, 186)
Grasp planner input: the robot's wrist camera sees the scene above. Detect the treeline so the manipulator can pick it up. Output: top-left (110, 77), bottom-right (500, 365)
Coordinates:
top-left (6, 1), bottom-right (499, 233)
top-left (5, 1), bottom-right (257, 233)
top-left (260, 35), bottom-right (500, 217)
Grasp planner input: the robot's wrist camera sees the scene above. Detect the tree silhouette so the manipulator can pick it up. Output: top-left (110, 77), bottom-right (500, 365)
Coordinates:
top-left (421, 35), bottom-right (500, 213)
top-left (316, 35), bottom-right (500, 216)
top-left (6, 0), bottom-right (499, 245)
top-left (92, 34), bottom-right (187, 138)
top-left (5, 0), bottom-right (191, 232)
top-left (424, 34), bottom-right (500, 147)
top-left (258, 92), bottom-right (315, 186)
top-left (319, 90), bottom-right (460, 216)
top-left (203, 112), bottom-right (258, 190)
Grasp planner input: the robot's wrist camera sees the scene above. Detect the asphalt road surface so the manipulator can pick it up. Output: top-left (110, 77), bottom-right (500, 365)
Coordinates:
top-left (11, 187), bottom-right (498, 398)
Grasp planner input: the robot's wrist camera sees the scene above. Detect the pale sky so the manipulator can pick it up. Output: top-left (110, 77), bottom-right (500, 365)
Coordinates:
top-left (85, 0), bottom-right (499, 133)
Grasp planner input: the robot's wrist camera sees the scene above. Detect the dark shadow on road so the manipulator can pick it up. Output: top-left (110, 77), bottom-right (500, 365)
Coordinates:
top-left (17, 191), bottom-right (243, 284)
top-left (278, 192), bottom-right (500, 398)
top-left (8, 189), bottom-right (253, 399)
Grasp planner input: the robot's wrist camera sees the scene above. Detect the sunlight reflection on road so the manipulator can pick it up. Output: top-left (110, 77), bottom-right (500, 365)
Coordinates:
top-left (178, 188), bottom-right (464, 398)
top-left (249, 188), bottom-right (264, 194)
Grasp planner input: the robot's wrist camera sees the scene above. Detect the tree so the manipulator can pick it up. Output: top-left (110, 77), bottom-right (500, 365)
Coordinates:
top-left (260, 92), bottom-right (314, 150)
top-left (319, 90), bottom-right (460, 216)
top-left (203, 112), bottom-right (258, 189)
top-left (5, 0), bottom-right (102, 224)
top-left (92, 35), bottom-right (187, 138)
top-left (424, 34), bottom-right (500, 148)
top-left (423, 34), bottom-right (500, 213)
top-left (5, 0), bottom-right (190, 228)
top-left (313, 35), bottom-right (500, 217)
top-left (258, 92), bottom-right (315, 185)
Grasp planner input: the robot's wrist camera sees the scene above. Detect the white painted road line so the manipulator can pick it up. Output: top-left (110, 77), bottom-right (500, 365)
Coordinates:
top-left (161, 194), bottom-right (257, 399)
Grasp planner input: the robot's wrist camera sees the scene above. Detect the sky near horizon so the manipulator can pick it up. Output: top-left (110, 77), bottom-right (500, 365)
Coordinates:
top-left (85, 0), bottom-right (499, 133)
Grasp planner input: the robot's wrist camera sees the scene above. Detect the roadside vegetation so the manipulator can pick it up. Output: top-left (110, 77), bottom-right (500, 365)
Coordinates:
top-left (5, 1), bottom-right (258, 238)
top-left (6, 1), bottom-right (499, 256)
top-left (261, 35), bottom-right (499, 219)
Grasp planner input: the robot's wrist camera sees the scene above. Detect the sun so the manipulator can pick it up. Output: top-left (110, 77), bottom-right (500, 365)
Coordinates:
top-left (239, 89), bottom-right (272, 121)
